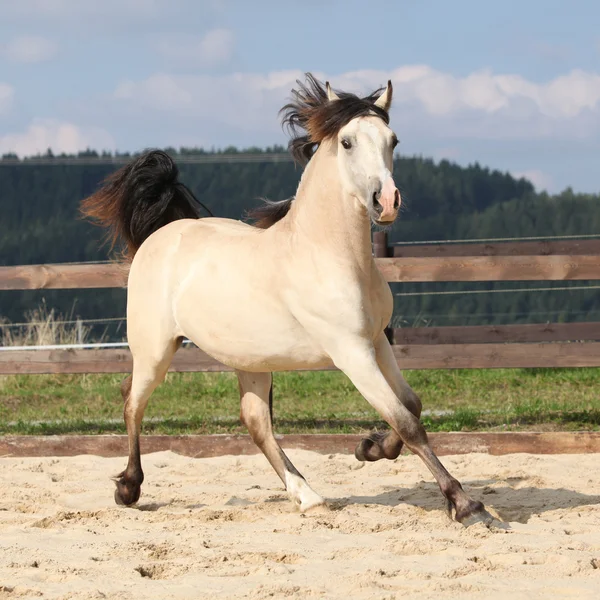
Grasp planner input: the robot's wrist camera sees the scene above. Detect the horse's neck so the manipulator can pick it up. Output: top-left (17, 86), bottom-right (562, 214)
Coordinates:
top-left (289, 142), bottom-right (374, 274)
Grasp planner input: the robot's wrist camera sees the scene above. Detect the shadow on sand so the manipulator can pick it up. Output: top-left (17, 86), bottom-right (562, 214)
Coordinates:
top-left (340, 478), bottom-right (600, 524)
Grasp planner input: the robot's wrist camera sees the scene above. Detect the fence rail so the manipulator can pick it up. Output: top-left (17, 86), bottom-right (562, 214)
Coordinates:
top-left (2, 342), bottom-right (600, 375)
top-left (392, 322), bottom-right (600, 345)
top-left (391, 239), bottom-right (600, 257)
top-left (0, 263), bottom-right (127, 290)
top-left (2, 254), bottom-right (600, 290)
top-left (2, 232), bottom-right (600, 372)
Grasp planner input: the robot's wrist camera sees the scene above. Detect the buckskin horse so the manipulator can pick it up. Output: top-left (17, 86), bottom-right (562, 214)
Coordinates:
top-left (81, 74), bottom-right (494, 527)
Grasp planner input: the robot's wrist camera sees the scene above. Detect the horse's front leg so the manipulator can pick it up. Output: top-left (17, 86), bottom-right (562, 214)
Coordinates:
top-left (354, 335), bottom-right (421, 462)
top-left (333, 333), bottom-right (494, 526)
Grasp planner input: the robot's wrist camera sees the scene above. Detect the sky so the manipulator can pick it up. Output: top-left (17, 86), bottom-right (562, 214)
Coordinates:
top-left (0, 0), bottom-right (599, 193)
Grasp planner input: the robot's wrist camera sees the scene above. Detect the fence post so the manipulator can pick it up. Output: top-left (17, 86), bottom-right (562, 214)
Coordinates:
top-left (372, 231), bottom-right (394, 344)
top-left (373, 231), bottom-right (389, 259)
top-left (76, 319), bottom-right (83, 345)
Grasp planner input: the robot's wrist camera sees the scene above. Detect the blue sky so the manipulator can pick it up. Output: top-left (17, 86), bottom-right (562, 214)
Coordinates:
top-left (0, 0), bottom-right (599, 193)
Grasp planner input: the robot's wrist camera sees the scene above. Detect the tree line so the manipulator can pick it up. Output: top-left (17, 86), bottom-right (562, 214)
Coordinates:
top-left (1, 147), bottom-right (598, 330)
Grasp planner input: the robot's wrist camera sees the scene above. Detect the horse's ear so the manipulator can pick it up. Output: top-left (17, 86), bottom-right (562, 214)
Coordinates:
top-left (326, 81), bottom-right (340, 102)
top-left (374, 80), bottom-right (393, 112)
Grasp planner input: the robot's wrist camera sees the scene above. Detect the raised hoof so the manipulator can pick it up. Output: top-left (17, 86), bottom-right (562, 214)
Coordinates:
top-left (114, 478), bottom-right (141, 506)
top-left (354, 431), bottom-right (402, 462)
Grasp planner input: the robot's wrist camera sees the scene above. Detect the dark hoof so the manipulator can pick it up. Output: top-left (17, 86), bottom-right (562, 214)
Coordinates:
top-left (459, 507), bottom-right (494, 528)
top-left (452, 500), bottom-right (508, 529)
top-left (114, 477), bottom-right (141, 506)
top-left (354, 431), bottom-right (402, 462)
top-left (354, 437), bottom-right (383, 462)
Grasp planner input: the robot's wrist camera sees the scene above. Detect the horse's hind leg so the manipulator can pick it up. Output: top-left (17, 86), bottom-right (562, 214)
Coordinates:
top-left (237, 371), bottom-right (324, 512)
top-left (114, 337), bottom-right (180, 506)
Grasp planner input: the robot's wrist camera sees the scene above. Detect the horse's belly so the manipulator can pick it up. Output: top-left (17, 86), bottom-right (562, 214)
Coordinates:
top-left (189, 327), bottom-right (333, 372)
top-left (203, 341), bottom-right (333, 372)
top-left (176, 299), bottom-right (332, 372)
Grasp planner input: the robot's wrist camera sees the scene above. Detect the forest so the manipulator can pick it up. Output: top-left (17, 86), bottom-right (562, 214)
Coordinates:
top-left (1, 147), bottom-right (599, 334)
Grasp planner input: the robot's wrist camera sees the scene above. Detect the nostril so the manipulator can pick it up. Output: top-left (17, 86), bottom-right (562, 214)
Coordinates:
top-left (393, 189), bottom-right (400, 209)
top-left (372, 191), bottom-right (382, 213)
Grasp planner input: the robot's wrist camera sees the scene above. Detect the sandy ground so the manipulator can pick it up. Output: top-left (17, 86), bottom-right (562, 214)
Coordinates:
top-left (1, 449), bottom-right (600, 600)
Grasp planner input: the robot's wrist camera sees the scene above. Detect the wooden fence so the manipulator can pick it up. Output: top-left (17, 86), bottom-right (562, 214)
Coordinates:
top-left (1, 232), bottom-right (600, 374)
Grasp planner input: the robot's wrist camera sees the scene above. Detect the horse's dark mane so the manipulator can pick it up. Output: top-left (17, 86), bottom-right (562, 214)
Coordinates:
top-left (281, 73), bottom-right (389, 166)
top-left (246, 197), bottom-right (295, 229)
top-left (248, 73), bottom-right (390, 229)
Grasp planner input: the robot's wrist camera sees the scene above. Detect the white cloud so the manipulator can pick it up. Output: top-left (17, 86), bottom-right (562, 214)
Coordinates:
top-left (115, 74), bottom-right (193, 110)
top-left (157, 28), bottom-right (235, 67)
top-left (108, 67), bottom-right (600, 142)
top-left (112, 70), bottom-right (304, 132)
top-left (0, 119), bottom-right (115, 157)
top-left (335, 66), bottom-right (600, 122)
top-left (0, 36), bottom-right (58, 64)
top-left (511, 169), bottom-right (555, 192)
top-left (0, 83), bottom-right (14, 115)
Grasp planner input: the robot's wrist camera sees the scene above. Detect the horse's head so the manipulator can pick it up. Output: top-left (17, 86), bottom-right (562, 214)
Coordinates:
top-left (328, 81), bottom-right (400, 226)
top-left (281, 74), bottom-right (401, 227)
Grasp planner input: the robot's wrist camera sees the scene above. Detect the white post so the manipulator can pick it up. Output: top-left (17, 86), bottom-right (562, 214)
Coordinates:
top-left (76, 319), bottom-right (83, 345)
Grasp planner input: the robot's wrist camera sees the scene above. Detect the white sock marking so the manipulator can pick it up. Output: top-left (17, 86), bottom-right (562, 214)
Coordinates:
top-left (284, 470), bottom-right (325, 512)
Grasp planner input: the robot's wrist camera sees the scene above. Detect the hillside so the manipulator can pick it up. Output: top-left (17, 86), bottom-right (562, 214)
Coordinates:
top-left (1, 148), bottom-right (598, 329)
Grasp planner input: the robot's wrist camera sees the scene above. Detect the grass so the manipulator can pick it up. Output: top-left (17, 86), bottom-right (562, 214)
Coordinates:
top-left (1, 368), bottom-right (600, 435)
top-left (1, 305), bottom-right (599, 435)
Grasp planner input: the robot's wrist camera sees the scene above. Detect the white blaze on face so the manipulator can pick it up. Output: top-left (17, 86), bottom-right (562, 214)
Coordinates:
top-left (336, 116), bottom-right (400, 223)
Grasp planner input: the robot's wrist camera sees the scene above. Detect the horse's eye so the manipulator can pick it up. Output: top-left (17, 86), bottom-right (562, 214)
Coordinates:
top-left (341, 138), bottom-right (352, 150)
top-left (391, 135), bottom-right (398, 148)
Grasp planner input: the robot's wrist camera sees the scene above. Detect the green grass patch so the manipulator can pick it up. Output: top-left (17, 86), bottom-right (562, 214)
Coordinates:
top-left (1, 368), bottom-right (600, 435)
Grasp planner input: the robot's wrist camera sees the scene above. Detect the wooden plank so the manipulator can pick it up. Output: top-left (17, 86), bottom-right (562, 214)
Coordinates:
top-left (0, 347), bottom-right (233, 375)
top-left (2, 254), bottom-right (600, 290)
top-left (0, 263), bottom-right (127, 290)
top-left (2, 342), bottom-right (600, 374)
top-left (393, 240), bottom-right (600, 257)
top-left (392, 342), bottom-right (600, 369)
top-left (392, 322), bottom-right (600, 345)
top-left (376, 255), bottom-right (600, 282)
top-left (1, 432), bottom-right (600, 458)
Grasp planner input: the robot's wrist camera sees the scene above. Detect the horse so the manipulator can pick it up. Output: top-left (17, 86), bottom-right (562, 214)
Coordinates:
top-left (81, 73), bottom-right (494, 527)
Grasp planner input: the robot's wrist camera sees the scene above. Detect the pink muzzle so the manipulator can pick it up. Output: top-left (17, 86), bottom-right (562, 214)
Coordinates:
top-left (377, 176), bottom-right (401, 222)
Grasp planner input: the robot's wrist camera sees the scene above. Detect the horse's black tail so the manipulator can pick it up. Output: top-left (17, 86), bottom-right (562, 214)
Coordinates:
top-left (80, 150), bottom-right (212, 260)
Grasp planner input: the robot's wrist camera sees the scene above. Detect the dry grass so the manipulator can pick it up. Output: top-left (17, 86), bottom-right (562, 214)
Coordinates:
top-left (0, 303), bottom-right (92, 347)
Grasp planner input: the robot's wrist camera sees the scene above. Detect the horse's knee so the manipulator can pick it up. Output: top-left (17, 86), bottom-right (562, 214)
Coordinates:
top-left (406, 389), bottom-right (422, 418)
top-left (396, 381), bottom-right (422, 418)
